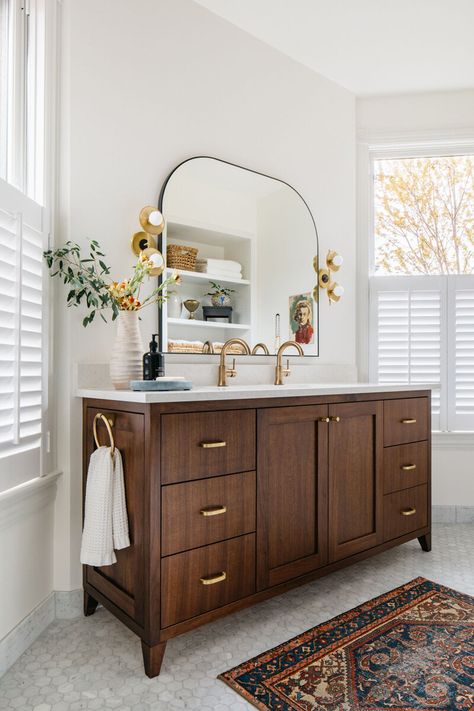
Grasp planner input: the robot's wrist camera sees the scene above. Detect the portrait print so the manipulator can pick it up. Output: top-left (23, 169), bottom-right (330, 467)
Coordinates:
top-left (289, 293), bottom-right (315, 345)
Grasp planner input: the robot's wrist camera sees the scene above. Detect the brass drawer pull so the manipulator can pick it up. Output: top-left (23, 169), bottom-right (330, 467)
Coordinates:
top-left (401, 464), bottom-right (417, 471)
top-left (319, 417), bottom-right (330, 423)
top-left (401, 418), bottom-right (417, 424)
top-left (401, 507), bottom-right (417, 516)
top-left (330, 416), bottom-right (341, 423)
top-left (199, 441), bottom-right (227, 449)
top-left (200, 571), bottom-right (227, 585)
top-left (200, 505), bottom-right (227, 517)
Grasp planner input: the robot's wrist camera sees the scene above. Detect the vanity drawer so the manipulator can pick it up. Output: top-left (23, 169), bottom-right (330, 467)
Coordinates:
top-left (161, 534), bottom-right (255, 628)
top-left (383, 441), bottom-right (428, 494)
top-left (383, 398), bottom-right (429, 446)
top-left (383, 484), bottom-right (428, 541)
top-left (161, 471), bottom-right (256, 556)
top-left (161, 410), bottom-right (256, 484)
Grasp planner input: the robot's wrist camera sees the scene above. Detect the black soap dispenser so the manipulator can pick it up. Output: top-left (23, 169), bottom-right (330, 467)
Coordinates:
top-left (143, 334), bottom-right (164, 380)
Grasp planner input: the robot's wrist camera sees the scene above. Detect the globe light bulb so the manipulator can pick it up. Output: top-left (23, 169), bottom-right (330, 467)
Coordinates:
top-left (333, 284), bottom-right (344, 298)
top-left (332, 254), bottom-right (343, 267)
top-left (148, 210), bottom-right (163, 227)
top-left (149, 252), bottom-right (164, 267)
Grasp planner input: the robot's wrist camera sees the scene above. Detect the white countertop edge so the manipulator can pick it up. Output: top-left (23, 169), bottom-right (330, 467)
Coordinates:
top-left (76, 383), bottom-right (436, 404)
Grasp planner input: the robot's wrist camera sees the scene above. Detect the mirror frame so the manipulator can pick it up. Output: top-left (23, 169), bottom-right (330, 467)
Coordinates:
top-left (157, 156), bottom-right (320, 357)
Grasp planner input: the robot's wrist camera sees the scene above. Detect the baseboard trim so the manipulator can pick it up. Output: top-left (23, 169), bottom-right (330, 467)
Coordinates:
top-left (55, 589), bottom-right (83, 619)
top-left (432, 504), bottom-right (474, 523)
top-left (0, 593), bottom-right (55, 678)
top-left (0, 588), bottom-right (86, 679)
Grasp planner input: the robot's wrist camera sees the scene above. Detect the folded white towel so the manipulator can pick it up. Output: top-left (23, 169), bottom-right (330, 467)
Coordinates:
top-left (196, 258), bottom-right (242, 272)
top-left (80, 446), bottom-right (130, 567)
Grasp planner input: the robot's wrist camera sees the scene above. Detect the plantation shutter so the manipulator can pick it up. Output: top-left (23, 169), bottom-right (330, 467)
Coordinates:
top-left (447, 276), bottom-right (474, 431)
top-left (0, 179), bottom-right (45, 491)
top-left (369, 276), bottom-right (446, 431)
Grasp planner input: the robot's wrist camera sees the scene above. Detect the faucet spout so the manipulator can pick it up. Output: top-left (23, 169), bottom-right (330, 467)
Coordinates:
top-left (251, 342), bottom-right (270, 355)
top-left (274, 340), bottom-right (304, 385)
top-left (218, 338), bottom-right (251, 386)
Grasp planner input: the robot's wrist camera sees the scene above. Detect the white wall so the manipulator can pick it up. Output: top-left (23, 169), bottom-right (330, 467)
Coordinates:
top-left (356, 90), bottom-right (474, 507)
top-left (0, 478), bottom-right (56, 643)
top-left (54, 0), bottom-right (356, 590)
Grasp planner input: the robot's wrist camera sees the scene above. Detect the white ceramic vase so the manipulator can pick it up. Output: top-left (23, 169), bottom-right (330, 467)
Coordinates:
top-left (167, 292), bottom-right (182, 319)
top-left (110, 311), bottom-right (144, 389)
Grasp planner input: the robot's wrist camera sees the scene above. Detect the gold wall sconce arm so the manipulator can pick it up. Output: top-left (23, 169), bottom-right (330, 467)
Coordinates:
top-left (131, 206), bottom-right (166, 276)
top-left (315, 249), bottom-right (344, 304)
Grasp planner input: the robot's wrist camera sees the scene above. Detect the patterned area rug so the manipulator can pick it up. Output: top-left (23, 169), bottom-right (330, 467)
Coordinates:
top-left (219, 578), bottom-right (474, 710)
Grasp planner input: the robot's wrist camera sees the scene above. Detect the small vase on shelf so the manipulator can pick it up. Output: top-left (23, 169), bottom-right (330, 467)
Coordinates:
top-left (167, 292), bottom-right (182, 319)
top-left (211, 293), bottom-right (231, 308)
top-left (110, 311), bottom-right (144, 389)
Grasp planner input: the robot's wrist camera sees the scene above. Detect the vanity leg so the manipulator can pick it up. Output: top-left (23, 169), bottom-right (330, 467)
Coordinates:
top-left (84, 591), bottom-right (99, 616)
top-left (141, 640), bottom-right (167, 678)
top-left (418, 533), bottom-right (431, 552)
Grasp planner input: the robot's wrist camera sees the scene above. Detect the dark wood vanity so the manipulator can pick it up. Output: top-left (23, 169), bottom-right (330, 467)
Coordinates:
top-left (82, 388), bottom-right (431, 677)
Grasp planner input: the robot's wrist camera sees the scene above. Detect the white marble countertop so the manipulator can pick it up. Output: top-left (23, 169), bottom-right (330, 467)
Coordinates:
top-left (76, 382), bottom-right (435, 404)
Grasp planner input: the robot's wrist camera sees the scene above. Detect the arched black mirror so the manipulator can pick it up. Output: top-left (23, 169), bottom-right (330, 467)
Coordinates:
top-left (158, 157), bottom-right (319, 356)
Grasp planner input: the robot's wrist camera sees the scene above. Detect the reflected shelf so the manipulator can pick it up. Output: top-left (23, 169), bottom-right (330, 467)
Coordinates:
top-left (164, 267), bottom-right (250, 286)
top-left (167, 318), bottom-right (251, 331)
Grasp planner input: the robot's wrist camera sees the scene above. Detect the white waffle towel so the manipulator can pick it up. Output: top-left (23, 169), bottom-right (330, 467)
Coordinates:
top-left (80, 446), bottom-right (130, 566)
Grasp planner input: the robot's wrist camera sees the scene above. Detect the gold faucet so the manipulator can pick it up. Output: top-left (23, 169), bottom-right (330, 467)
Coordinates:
top-left (202, 340), bottom-right (215, 354)
top-left (274, 340), bottom-right (304, 385)
top-left (251, 342), bottom-right (270, 355)
top-left (218, 338), bottom-right (250, 386)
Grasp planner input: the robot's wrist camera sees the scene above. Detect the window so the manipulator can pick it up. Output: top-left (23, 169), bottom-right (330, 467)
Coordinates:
top-left (1, 0), bottom-right (46, 200)
top-left (0, 0), bottom-right (50, 492)
top-left (369, 153), bottom-right (474, 432)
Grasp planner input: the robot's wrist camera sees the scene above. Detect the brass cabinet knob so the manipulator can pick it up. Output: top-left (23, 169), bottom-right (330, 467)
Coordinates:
top-left (319, 417), bottom-right (330, 423)
top-left (199, 441), bottom-right (227, 449)
top-left (330, 416), bottom-right (341, 423)
top-left (401, 418), bottom-right (417, 424)
top-left (401, 507), bottom-right (416, 516)
top-left (200, 505), bottom-right (227, 517)
top-left (401, 464), bottom-right (417, 471)
top-left (200, 571), bottom-right (227, 585)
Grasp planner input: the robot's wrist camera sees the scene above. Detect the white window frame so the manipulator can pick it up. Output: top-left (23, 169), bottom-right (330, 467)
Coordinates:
top-left (357, 130), bottom-right (474, 435)
top-left (0, 0), bottom-right (58, 493)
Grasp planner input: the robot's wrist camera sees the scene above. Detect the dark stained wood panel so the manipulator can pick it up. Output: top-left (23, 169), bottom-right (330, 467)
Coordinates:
top-left (383, 484), bottom-right (428, 541)
top-left (84, 407), bottom-right (146, 624)
top-left (383, 441), bottom-right (428, 494)
top-left (383, 398), bottom-right (429, 446)
top-left (267, 420), bottom-right (316, 568)
top-left (161, 534), bottom-right (255, 627)
top-left (161, 471), bottom-right (256, 556)
top-left (257, 405), bottom-right (328, 590)
top-left (328, 401), bottom-right (383, 561)
top-left (161, 409), bottom-right (256, 483)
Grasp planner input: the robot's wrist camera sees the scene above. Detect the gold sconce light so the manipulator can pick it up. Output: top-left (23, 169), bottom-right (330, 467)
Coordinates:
top-left (130, 206), bottom-right (166, 276)
top-left (316, 250), bottom-right (344, 304)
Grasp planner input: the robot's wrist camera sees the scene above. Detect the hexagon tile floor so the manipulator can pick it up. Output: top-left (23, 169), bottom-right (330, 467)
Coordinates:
top-left (1, 523), bottom-right (473, 711)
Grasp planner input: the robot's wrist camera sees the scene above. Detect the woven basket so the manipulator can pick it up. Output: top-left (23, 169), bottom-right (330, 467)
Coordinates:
top-left (167, 244), bottom-right (198, 271)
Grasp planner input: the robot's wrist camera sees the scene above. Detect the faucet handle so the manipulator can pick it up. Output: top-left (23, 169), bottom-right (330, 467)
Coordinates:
top-left (282, 358), bottom-right (291, 377)
top-left (227, 358), bottom-right (237, 378)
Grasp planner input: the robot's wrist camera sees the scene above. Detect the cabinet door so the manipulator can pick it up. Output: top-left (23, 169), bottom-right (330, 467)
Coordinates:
top-left (328, 401), bottom-right (383, 562)
top-left (257, 405), bottom-right (328, 590)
